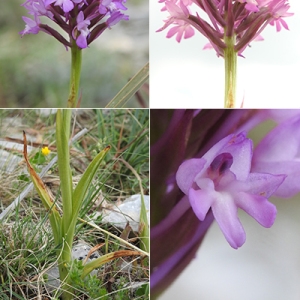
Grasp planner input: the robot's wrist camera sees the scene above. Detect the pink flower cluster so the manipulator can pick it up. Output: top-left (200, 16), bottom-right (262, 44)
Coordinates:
top-left (157, 0), bottom-right (293, 56)
top-left (20, 0), bottom-right (129, 49)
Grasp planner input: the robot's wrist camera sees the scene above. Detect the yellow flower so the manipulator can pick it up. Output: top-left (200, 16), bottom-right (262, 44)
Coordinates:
top-left (41, 146), bottom-right (51, 156)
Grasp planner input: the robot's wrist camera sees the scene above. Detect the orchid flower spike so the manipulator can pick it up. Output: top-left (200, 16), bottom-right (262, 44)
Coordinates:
top-left (20, 0), bottom-right (129, 49)
top-left (157, 0), bottom-right (293, 56)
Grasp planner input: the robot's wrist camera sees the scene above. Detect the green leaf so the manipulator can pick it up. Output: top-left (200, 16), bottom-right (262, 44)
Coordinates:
top-left (139, 193), bottom-right (149, 253)
top-left (105, 62), bottom-right (149, 108)
top-left (30, 151), bottom-right (46, 165)
top-left (23, 131), bottom-right (62, 245)
top-left (136, 283), bottom-right (149, 297)
top-left (81, 250), bottom-right (141, 278)
top-left (18, 174), bottom-right (30, 182)
top-left (67, 145), bottom-right (111, 237)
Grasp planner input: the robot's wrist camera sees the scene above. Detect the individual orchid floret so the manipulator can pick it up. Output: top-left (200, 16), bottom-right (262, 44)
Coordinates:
top-left (106, 10), bottom-right (129, 28)
top-left (99, 0), bottom-right (128, 14)
top-left (72, 11), bottom-right (91, 48)
top-left (157, 0), bottom-right (195, 43)
top-left (44, 0), bottom-right (74, 13)
top-left (176, 132), bottom-right (286, 249)
top-left (22, 0), bottom-right (54, 19)
top-left (238, 0), bottom-right (259, 12)
top-left (20, 0), bottom-right (129, 49)
top-left (19, 16), bottom-right (41, 36)
top-left (166, 19), bottom-right (195, 42)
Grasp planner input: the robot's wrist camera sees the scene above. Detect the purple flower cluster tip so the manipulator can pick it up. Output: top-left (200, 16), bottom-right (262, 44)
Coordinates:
top-left (20, 0), bottom-right (129, 49)
top-left (157, 0), bottom-right (293, 56)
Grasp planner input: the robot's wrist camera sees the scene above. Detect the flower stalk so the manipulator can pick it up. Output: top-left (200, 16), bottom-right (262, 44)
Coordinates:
top-left (68, 44), bottom-right (82, 108)
top-left (224, 34), bottom-right (237, 108)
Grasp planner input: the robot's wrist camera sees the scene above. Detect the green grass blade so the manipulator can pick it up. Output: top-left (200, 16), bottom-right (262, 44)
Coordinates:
top-left (81, 250), bottom-right (142, 278)
top-left (139, 193), bottom-right (149, 253)
top-left (105, 62), bottom-right (149, 108)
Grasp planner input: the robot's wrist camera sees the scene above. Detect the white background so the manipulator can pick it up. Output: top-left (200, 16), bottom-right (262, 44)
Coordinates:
top-left (158, 196), bottom-right (300, 300)
top-left (150, 1), bottom-right (300, 108)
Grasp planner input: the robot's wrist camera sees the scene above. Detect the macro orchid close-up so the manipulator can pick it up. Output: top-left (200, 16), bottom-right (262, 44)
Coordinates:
top-left (151, 109), bottom-right (300, 299)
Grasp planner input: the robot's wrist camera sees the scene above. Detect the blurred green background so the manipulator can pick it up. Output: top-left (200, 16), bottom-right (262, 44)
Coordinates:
top-left (0, 0), bottom-right (148, 108)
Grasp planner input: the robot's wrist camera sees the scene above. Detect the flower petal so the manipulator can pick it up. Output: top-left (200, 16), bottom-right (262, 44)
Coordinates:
top-left (244, 172), bottom-right (286, 198)
top-left (235, 192), bottom-right (276, 227)
top-left (252, 161), bottom-right (299, 198)
top-left (189, 187), bottom-right (215, 221)
top-left (176, 158), bottom-right (206, 195)
top-left (212, 193), bottom-right (246, 249)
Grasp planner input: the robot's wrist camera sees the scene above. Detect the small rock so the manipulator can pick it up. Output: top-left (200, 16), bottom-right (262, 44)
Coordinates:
top-left (100, 194), bottom-right (150, 232)
top-left (44, 240), bottom-right (100, 292)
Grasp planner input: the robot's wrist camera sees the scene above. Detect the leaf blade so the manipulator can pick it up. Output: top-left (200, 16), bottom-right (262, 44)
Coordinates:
top-left (105, 62), bottom-right (149, 108)
top-left (23, 131), bottom-right (62, 244)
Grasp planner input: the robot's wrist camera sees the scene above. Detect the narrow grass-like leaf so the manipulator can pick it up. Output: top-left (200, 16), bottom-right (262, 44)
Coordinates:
top-left (139, 193), bottom-right (149, 253)
top-left (23, 131), bottom-right (61, 245)
top-left (66, 145), bottom-right (111, 240)
top-left (105, 62), bottom-right (149, 108)
top-left (78, 217), bottom-right (149, 257)
top-left (81, 250), bottom-right (142, 278)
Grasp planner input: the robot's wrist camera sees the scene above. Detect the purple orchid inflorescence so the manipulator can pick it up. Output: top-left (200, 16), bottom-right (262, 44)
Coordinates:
top-left (20, 0), bottom-right (129, 49)
top-left (157, 0), bottom-right (293, 56)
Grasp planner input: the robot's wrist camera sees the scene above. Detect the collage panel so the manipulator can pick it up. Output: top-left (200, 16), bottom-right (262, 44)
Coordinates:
top-left (150, 109), bottom-right (300, 299)
top-left (1, 0), bottom-right (148, 108)
top-left (150, 1), bottom-right (300, 108)
top-left (0, 109), bottom-right (149, 298)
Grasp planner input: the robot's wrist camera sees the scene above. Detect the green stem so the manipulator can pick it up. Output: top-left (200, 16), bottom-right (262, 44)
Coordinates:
top-left (67, 43), bottom-right (82, 108)
top-left (224, 34), bottom-right (237, 108)
top-left (57, 260), bottom-right (73, 300)
top-left (56, 109), bottom-right (74, 299)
